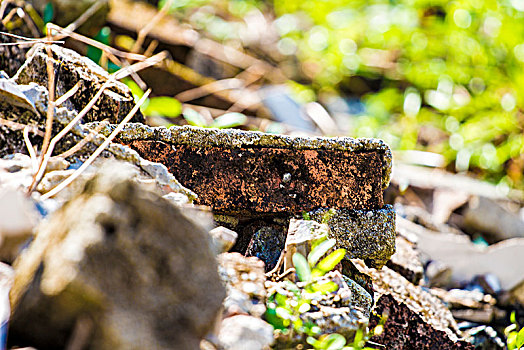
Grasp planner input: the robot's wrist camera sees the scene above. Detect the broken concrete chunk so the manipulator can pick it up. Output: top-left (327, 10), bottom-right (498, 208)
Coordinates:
top-left (369, 294), bottom-right (474, 350)
top-left (355, 260), bottom-right (466, 344)
top-left (111, 123), bottom-right (392, 214)
top-left (309, 206), bottom-right (396, 268)
top-left (9, 162), bottom-right (224, 349)
top-left (386, 234), bottom-right (424, 285)
top-left (397, 215), bottom-right (524, 294)
top-left (218, 253), bottom-right (267, 318)
top-left (217, 315), bottom-right (274, 350)
top-left (0, 189), bottom-right (40, 262)
top-left (209, 226), bottom-right (238, 254)
top-left (14, 44), bottom-right (144, 124)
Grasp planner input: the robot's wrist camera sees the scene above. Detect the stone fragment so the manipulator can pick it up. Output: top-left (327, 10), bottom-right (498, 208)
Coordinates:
top-left (0, 189), bottom-right (40, 262)
top-left (369, 294), bottom-right (474, 350)
top-left (283, 219), bottom-right (330, 273)
top-left (386, 234), bottom-right (423, 285)
top-left (112, 123), bottom-right (392, 214)
top-left (218, 253), bottom-right (267, 318)
top-left (245, 226), bottom-right (285, 271)
top-left (309, 206), bottom-right (396, 268)
top-left (354, 260), bottom-right (469, 346)
top-left (209, 226), bottom-right (238, 254)
top-left (397, 215), bottom-right (524, 296)
top-left (9, 162), bottom-right (224, 349)
top-left (217, 315), bottom-right (274, 350)
top-left (14, 44), bottom-right (144, 124)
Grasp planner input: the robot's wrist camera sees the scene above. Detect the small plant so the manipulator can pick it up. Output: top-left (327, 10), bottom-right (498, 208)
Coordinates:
top-left (505, 311), bottom-right (524, 350)
top-left (265, 236), bottom-right (379, 349)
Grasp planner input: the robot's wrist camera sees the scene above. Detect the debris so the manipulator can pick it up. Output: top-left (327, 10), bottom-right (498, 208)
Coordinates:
top-left (209, 226), bottom-right (238, 254)
top-left (217, 315), bottom-right (274, 350)
top-left (9, 161), bottom-right (225, 349)
top-left (386, 234), bottom-right (424, 285)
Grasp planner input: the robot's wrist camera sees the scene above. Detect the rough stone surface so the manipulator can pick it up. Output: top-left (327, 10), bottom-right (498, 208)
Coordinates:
top-left (245, 226), bottom-right (286, 271)
top-left (14, 44), bottom-right (144, 124)
top-left (309, 206), bottom-right (396, 268)
top-left (109, 123), bottom-right (391, 214)
top-left (217, 315), bottom-right (274, 350)
top-left (0, 23), bottom-right (31, 77)
top-left (354, 260), bottom-right (470, 347)
top-left (369, 294), bottom-right (474, 350)
top-left (386, 234), bottom-right (424, 285)
top-left (217, 253), bottom-right (267, 318)
top-left (209, 226), bottom-right (238, 254)
top-left (9, 162), bottom-right (224, 349)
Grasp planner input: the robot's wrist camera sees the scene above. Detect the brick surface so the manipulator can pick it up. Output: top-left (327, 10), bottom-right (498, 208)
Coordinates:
top-left (114, 125), bottom-right (391, 214)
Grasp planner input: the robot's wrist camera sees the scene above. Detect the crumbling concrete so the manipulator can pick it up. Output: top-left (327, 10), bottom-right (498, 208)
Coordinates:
top-left (309, 206), bottom-right (396, 269)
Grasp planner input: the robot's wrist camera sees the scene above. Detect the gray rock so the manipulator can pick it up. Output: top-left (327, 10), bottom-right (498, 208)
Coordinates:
top-left (309, 206), bottom-right (396, 268)
top-left (209, 226), bottom-right (238, 254)
top-left (14, 44), bottom-right (144, 124)
top-left (9, 161), bottom-right (225, 349)
top-left (217, 315), bottom-right (274, 350)
top-left (246, 226), bottom-right (286, 271)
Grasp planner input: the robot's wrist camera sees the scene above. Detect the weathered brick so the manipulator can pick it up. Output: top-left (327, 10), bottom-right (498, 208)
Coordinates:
top-left (112, 124), bottom-right (392, 214)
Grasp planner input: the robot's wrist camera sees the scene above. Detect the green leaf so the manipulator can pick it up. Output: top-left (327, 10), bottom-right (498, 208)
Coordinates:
top-left (212, 112), bottom-right (247, 129)
top-left (123, 79), bottom-right (144, 100)
top-left (516, 326), bottom-right (524, 347)
top-left (316, 249), bottom-right (346, 273)
top-left (183, 108), bottom-right (207, 127)
top-left (316, 333), bottom-right (346, 350)
top-left (512, 311), bottom-right (518, 325)
top-left (293, 252), bottom-right (311, 283)
top-left (311, 280), bottom-right (339, 294)
top-left (264, 306), bottom-right (287, 330)
top-left (508, 332), bottom-right (517, 349)
top-left (43, 2), bottom-right (54, 24)
top-left (308, 238), bottom-right (336, 267)
top-left (143, 96), bottom-right (182, 118)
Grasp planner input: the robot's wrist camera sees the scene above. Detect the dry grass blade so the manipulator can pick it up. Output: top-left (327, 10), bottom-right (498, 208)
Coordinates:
top-left (55, 81), bottom-right (81, 106)
top-left (131, 0), bottom-right (173, 53)
top-left (112, 51), bottom-right (168, 80)
top-left (0, 40), bottom-right (64, 46)
top-left (0, 118), bottom-right (44, 136)
top-left (62, 1), bottom-right (105, 37)
top-left (1, 8), bottom-right (16, 25)
top-left (41, 89), bottom-right (151, 200)
top-left (47, 23), bottom-right (146, 62)
top-left (39, 33), bottom-right (56, 161)
top-left (52, 120), bottom-right (109, 159)
top-left (23, 126), bottom-right (38, 173)
top-left (175, 78), bottom-right (243, 102)
top-left (27, 79), bottom-right (112, 195)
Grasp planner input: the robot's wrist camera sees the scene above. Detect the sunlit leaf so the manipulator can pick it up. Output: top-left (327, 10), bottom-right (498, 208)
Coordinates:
top-left (212, 112), bottom-right (247, 129)
top-left (143, 97), bottom-right (182, 118)
top-left (183, 108), bottom-right (207, 127)
top-left (293, 252), bottom-right (311, 283)
top-left (308, 238), bottom-right (336, 267)
top-left (316, 248), bottom-right (346, 273)
top-left (516, 326), bottom-right (524, 348)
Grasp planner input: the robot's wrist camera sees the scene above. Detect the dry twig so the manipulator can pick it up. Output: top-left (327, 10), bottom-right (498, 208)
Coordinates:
top-left (52, 120), bottom-right (109, 159)
top-left (131, 0), bottom-right (173, 53)
top-left (0, 118), bottom-right (44, 136)
top-left (55, 81), bottom-right (81, 106)
top-left (23, 126), bottom-right (38, 173)
top-left (41, 89), bottom-right (151, 200)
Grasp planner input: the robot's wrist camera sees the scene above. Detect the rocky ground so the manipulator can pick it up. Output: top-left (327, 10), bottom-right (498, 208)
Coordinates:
top-left (0, 1), bottom-right (523, 349)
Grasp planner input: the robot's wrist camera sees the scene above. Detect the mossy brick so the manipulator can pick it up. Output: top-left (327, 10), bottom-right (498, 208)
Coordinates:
top-left (109, 124), bottom-right (392, 215)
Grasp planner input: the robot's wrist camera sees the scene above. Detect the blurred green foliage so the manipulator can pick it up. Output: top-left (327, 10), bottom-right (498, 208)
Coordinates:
top-left (271, 0), bottom-right (524, 188)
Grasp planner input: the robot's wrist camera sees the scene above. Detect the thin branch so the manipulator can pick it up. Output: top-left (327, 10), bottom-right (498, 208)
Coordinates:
top-left (131, 0), bottom-right (173, 53)
top-left (0, 30), bottom-right (45, 41)
top-left (41, 89), bottom-right (151, 200)
top-left (55, 81), bottom-right (81, 106)
top-left (0, 1), bottom-right (9, 19)
top-left (52, 120), bottom-right (109, 159)
top-left (0, 118), bottom-right (44, 136)
top-left (1, 8), bottom-right (16, 25)
top-left (23, 126), bottom-right (38, 173)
